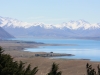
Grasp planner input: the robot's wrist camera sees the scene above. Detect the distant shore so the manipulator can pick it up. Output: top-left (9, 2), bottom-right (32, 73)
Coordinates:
top-left (0, 40), bottom-right (75, 58)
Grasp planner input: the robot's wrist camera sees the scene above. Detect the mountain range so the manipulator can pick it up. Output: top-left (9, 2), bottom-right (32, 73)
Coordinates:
top-left (0, 16), bottom-right (100, 38)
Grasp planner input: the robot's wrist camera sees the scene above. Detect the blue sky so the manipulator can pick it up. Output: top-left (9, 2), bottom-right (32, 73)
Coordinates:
top-left (0, 0), bottom-right (100, 24)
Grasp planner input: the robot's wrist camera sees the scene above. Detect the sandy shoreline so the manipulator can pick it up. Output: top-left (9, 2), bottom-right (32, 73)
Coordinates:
top-left (0, 40), bottom-right (75, 57)
top-left (0, 40), bottom-right (100, 75)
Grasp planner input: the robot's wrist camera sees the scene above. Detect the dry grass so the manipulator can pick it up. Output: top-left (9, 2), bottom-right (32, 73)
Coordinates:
top-left (14, 57), bottom-right (100, 75)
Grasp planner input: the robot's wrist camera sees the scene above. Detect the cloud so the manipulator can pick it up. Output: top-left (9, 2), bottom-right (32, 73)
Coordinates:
top-left (27, 16), bottom-right (68, 21)
top-left (44, 18), bottom-right (68, 21)
top-left (26, 16), bottom-right (68, 24)
top-left (27, 16), bottom-right (44, 20)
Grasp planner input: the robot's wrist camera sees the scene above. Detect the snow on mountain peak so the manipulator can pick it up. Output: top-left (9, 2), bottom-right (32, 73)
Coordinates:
top-left (0, 16), bottom-right (100, 30)
top-left (0, 16), bottom-right (33, 28)
top-left (61, 20), bottom-right (100, 30)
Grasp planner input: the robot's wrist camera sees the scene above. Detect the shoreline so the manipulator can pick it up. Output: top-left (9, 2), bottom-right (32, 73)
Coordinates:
top-left (0, 40), bottom-right (99, 62)
top-left (0, 40), bottom-right (75, 58)
top-left (0, 40), bottom-right (98, 61)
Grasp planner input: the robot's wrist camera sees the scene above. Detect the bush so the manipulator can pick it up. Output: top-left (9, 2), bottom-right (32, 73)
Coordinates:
top-left (47, 63), bottom-right (62, 75)
top-left (0, 46), bottom-right (38, 75)
top-left (86, 63), bottom-right (100, 75)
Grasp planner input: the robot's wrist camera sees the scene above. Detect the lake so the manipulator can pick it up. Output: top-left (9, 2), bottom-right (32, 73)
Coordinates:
top-left (10, 38), bottom-right (100, 61)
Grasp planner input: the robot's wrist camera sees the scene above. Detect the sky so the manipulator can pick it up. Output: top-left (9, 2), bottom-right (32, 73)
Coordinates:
top-left (0, 0), bottom-right (100, 24)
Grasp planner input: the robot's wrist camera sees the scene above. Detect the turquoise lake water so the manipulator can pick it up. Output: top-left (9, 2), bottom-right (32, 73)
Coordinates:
top-left (10, 38), bottom-right (100, 61)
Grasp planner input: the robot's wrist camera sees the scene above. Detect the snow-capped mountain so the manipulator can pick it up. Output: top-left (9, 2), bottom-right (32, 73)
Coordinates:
top-left (61, 20), bottom-right (100, 30)
top-left (0, 16), bottom-right (100, 38)
top-left (1, 16), bottom-right (100, 30)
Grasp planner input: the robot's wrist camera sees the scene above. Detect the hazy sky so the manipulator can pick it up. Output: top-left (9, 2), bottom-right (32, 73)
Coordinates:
top-left (0, 0), bottom-right (100, 24)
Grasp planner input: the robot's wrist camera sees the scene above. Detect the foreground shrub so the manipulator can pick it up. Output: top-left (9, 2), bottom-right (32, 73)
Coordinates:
top-left (86, 63), bottom-right (100, 75)
top-left (47, 63), bottom-right (62, 75)
top-left (0, 46), bottom-right (38, 75)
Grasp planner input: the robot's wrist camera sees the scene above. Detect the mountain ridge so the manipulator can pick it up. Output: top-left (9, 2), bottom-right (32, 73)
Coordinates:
top-left (0, 16), bottom-right (100, 38)
top-left (0, 16), bottom-right (100, 30)
top-left (0, 27), bottom-right (14, 39)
